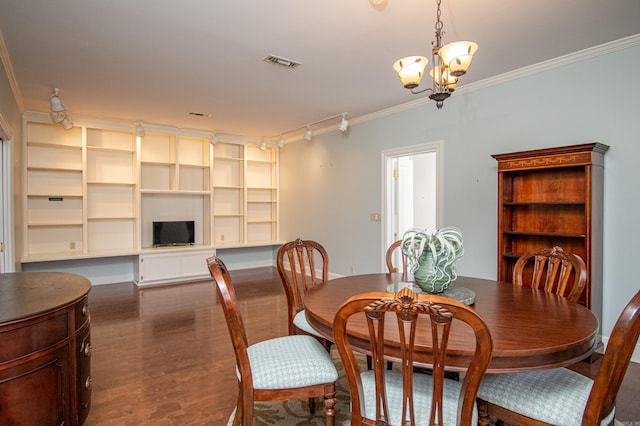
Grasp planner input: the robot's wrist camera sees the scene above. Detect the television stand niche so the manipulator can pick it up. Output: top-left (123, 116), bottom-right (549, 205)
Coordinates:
top-left (136, 246), bottom-right (214, 286)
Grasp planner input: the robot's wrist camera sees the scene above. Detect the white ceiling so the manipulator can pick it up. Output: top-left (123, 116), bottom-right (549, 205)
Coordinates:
top-left (1, 0), bottom-right (639, 140)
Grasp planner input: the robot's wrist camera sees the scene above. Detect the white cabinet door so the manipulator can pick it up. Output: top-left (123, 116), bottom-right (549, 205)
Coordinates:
top-left (138, 248), bottom-right (214, 286)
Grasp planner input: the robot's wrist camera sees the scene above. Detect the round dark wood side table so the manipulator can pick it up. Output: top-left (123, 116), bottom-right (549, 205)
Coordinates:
top-left (0, 272), bottom-right (92, 425)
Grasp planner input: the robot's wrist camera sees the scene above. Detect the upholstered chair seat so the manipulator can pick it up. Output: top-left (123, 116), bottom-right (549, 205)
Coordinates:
top-left (477, 368), bottom-right (613, 426)
top-left (247, 335), bottom-right (338, 390)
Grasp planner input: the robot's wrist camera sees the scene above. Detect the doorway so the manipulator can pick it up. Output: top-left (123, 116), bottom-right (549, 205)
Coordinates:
top-left (382, 141), bottom-right (442, 270)
top-left (0, 115), bottom-right (15, 273)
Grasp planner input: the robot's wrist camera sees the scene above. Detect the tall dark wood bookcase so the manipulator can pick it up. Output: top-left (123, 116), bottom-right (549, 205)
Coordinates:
top-left (492, 143), bottom-right (609, 333)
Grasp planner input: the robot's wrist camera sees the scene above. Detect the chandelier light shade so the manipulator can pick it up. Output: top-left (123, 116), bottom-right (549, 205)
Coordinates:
top-left (429, 65), bottom-right (458, 92)
top-left (392, 0), bottom-right (478, 109)
top-left (392, 56), bottom-right (429, 89)
top-left (437, 41), bottom-right (478, 76)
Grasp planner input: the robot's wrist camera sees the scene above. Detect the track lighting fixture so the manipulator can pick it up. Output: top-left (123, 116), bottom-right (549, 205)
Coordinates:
top-left (61, 118), bottom-right (73, 130)
top-left (50, 88), bottom-right (64, 112)
top-left (338, 114), bottom-right (349, 132)
top-left (50, 111), bottom-right (65, 124)
top-left (210, 134), bottom-right (219, 145)
top-left (304, 127), bottom-right (313, 141)
top-left (136, 124), bottom-right (145, 138)
top-left (271, 112), bottom-right (349, 143)
top-left (258, 141), bottom-right (267, 151)
top-left (48, 88), bottom-right (73, 130)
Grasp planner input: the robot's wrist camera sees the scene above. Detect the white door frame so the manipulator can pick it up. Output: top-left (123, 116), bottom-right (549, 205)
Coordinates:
top-left (381, 141), bottom-right (444, 270)
top-left (0, 113), bottom-right (15, 272)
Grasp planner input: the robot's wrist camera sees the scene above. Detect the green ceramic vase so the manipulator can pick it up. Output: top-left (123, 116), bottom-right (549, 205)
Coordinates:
top-left (413, 250), bottom-right (454, 293)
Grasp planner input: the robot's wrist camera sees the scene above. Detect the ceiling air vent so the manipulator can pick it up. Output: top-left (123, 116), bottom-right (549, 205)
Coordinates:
top-left (263, 54), bottom-right (301, 68)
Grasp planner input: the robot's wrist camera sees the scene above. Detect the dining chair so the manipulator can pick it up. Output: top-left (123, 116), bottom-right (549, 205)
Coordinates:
top-left (476, 290), bottom-right (640, 426)
top-left (513, 246), bottom-right (587, 304)
top-left (385, 239), bottom-right (408, 275)
top-left (333, 286), bottom-right (493, 425)
top-left (206, 256), bottom-right (338, 426)
top-left (276, 238), bottom-right (332, 350)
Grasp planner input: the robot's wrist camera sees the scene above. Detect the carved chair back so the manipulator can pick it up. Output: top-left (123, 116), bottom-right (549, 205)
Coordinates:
top-left (385, 239), bottom-right (409, 276)
top-left (513, 246), bottom-right (587, 303)
top-left (333, 287), bottom-right (493, 425)
top-left (276, 238), bottom-right (329, 335)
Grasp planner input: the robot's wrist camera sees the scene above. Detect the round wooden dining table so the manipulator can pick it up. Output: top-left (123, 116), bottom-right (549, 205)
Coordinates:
top-left (304, 273), bottom-right (599, 373)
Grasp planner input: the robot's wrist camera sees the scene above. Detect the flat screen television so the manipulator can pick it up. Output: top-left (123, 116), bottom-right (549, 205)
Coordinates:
top-left (152, 220), bottom-right (195, 247)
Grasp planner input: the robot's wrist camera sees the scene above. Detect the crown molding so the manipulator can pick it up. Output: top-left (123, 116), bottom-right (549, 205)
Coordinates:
top-left (0, 27), bottom-right (24, 112)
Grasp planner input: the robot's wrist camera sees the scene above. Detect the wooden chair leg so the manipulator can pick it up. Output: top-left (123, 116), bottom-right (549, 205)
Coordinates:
top-left (324, 385), bottom-right (336, 426)
top-left (476, 399), bottom-right (491, 426)
top-left (308, 397), bottom-right (316, 414)
top-left (239, 386), bottom-right (253, 426)
top-left (232, 387), bottom-right (243, 426)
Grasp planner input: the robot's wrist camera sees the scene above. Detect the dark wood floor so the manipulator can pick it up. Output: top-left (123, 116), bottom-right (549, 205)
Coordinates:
top-left (84, 267), bottom-right (640, 425)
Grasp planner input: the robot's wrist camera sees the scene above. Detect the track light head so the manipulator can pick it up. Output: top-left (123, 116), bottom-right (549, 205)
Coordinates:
top-left (50, 88), bottom-right (64, 112)
top-left (50, 111), bottom-right (66, 124)
top-left (338, 114), bottom-right (349, 132)
top-left (277, 136), bottom-right (285, 148)
top-left (258, 141), bottom-right (267, 151)
top-left (304, 127), bottom-right (313, 141)
top-left (136, 124), bottom-right (145, 138)
top-left (61, 117), bottom-right (73, 130)
top-left (210, 134), bottom-right (218, 145)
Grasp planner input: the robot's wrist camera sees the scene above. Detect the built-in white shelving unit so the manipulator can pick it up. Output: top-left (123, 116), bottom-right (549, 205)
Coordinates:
top-left (246, 145), bottom-right (278, 244)
top-left (22, 118), bottom-right (280, 285)
top-left (25, 122), bottom-right (84, 255)
top-left (86, 128), bottom-right (137, 253)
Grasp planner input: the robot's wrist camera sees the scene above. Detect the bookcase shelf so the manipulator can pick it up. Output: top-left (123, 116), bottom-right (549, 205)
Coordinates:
top-left (493, 142), bottom-right (608, 334)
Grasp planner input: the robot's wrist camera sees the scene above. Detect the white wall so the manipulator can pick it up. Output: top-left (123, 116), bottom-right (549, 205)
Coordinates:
top-left (279, 41), bottom-right (640, 341)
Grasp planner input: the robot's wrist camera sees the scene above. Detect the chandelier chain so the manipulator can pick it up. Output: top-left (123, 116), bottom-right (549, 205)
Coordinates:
top-left (435, 0), bottom-right (443, 33)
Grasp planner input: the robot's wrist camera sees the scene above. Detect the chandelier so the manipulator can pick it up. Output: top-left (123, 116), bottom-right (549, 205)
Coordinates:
top-left (392, 0), bottom-right (477, 109)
